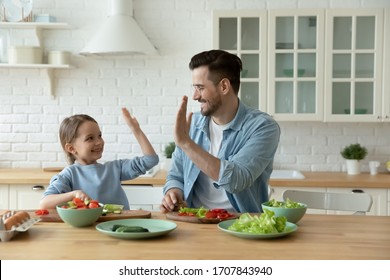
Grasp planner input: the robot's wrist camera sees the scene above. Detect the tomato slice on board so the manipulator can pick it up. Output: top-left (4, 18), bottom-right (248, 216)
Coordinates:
top-left (35, 209), bottom-right (49, 215)
top-left (205, 211), bottom-right (218, 219)
top-left (217, 212), bottom-right (231, 220)
top-left (211, 208), bottom-right (228, 214)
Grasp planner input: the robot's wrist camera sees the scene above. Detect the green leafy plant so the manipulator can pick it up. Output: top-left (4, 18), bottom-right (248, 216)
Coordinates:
top-left (340, 143), bottom-right (367, 160)
top-left (164, 142), bottom-right (176, 159)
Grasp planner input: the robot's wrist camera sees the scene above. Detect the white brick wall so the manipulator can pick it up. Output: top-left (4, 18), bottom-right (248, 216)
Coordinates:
top-left (1, 0), bottom-right (390, 173)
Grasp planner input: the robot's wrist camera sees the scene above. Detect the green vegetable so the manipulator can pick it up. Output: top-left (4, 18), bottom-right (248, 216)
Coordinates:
top-left (178, 206), bottom-right (208, 218)
top-left (103, 204), bottom-right (124, 214)
top-left (228, 210), bottom-right (287, 234)
top-left (267, 198), bottom-right (304, 208)
top-left (112, 225), bottom-right (149, 233)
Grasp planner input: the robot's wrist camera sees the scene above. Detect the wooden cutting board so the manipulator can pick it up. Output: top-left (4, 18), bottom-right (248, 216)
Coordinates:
top-left (165, 211), bottom-right (238, 224)
top-left (28, 209), bottom-right (151, 223)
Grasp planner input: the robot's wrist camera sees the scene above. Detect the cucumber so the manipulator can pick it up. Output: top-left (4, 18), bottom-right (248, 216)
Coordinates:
top-left (111, 224), bottom-right (149, 233)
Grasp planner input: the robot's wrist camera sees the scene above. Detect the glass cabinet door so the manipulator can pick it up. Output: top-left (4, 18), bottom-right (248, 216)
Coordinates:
top-left (268, 10), bottom-right (324, 121)
top-left (213, 10), bottom-right (267, 111)
top-left (325, 9), bottom-right (384, 122)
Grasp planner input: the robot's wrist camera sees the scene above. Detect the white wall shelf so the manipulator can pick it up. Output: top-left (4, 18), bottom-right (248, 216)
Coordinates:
top-left (0, 22), bottom-right (74, 97)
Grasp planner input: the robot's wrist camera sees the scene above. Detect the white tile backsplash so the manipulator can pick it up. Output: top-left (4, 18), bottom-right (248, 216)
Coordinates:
top-left (1, 0), bottom-right (390, 172)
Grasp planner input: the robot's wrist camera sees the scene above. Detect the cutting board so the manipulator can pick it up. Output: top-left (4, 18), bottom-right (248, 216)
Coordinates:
top-left (165, 211), bottom-right (238, 224)
top-left (28, 209), bottom-right (151, 223)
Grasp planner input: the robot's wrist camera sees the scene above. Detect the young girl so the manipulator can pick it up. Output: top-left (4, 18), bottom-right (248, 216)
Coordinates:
top-left (40, 108), bottom-right (159, 210)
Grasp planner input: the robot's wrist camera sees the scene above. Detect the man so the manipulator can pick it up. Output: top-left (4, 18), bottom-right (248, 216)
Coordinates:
top-left (160, 50), bottom-right (280, 213)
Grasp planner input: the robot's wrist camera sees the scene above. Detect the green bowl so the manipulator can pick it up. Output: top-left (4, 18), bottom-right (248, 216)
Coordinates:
top-left (56, 203), bottom-right (103, 227)
top-left (261, 201), bottom-right (307, 223)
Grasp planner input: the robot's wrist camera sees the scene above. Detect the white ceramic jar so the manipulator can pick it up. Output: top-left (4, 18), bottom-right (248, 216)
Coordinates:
top-left (8, 46), bottom-right (42, 64)
top-left (48, 51), bottom-right (70, 65)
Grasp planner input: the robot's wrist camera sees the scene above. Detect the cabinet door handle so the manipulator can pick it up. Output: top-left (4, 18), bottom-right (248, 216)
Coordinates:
top-left (32, 185), bottom-right (45, 191)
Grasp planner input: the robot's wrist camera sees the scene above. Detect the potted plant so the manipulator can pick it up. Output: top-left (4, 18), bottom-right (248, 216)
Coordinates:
top-left (164, 142), bottom-right (176, 159)
top-left (340, 143), bottom-right (367, 175)
top-left (163, 142), bottom-right (175, 171)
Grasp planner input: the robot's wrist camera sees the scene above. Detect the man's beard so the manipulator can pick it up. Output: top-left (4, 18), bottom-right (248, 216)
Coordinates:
top-left (200, 96), bottom-right (222, 116)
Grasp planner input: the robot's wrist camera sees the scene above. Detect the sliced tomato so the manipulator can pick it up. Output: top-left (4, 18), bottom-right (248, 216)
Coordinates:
top-left (217, 212), bottom-right (231, 220)
top-left (205, 211), bottom-right (218, 219)
top-left (88, 202), bottom-right (99, 209)
top-left (211, 208), bottom-right (227, 214)
top-left (72, 197), bottom-right (83, 204)
top-left (35, 209), bottom-right (49, 215)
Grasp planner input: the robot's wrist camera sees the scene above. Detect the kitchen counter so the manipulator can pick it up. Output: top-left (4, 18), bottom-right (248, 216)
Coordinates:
top-left (270, 171), bottom-right (390, 188)
top-left (0, 168), bottom-right (167, 186)
top-left (1, 212), bottom-right (389, 260)
top-left (0, 168), bottom-right (389, 188)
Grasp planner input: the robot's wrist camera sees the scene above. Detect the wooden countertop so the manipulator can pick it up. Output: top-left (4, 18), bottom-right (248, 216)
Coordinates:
top-left (1, 212), bottom-right (389, 260)
top-left (270, 171), bottom-right (390, 188)
top-left (1, 168), bottom-right (389, 188)
top-left (0, 168), bottom-right (167, 186)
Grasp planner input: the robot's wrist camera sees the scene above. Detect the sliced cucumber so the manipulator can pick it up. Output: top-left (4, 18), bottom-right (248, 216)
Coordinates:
top-left (112, 224), bottom-right (149, 233)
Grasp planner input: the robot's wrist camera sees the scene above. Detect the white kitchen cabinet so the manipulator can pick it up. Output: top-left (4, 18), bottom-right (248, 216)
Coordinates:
top-left (213, 10), bottom-right (268, 111)
top-left (383, 8), bottom-right (390, 122)
top-left (9, 184), bottom-right (45, 210)
top-left (324, 9), bottom-right (385, 122)
top-left (122, 185), bottom-right (163, 211)
top-left (387, 189), bottom-right (390, 215)
top-left (328, 187), bottom-right (388, 216)
top-left (0, 184), bottom-right (10, 210)
top-left (269, 185), bottom-right (388, 216)
top-left (214, 8), bottom-right (388, 122)
top-left (0, 22), bottom-right (73, 97)
top-left (268, 9), bottom-right (325, 121)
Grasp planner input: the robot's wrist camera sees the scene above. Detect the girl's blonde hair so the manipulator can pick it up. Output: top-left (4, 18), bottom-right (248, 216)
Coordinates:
top-left (59, 114), bottom-right (97, 164)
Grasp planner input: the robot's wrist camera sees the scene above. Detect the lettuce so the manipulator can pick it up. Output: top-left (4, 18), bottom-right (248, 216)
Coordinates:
top-left (178, 206), bottom-right (208, 218)
top-left (268, 198), bottom-right (305, 208)
top-left (228, 210), bottom-right (287, 234)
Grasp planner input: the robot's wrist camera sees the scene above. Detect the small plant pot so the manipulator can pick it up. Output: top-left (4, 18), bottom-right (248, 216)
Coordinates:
top-left (346, 159), bottom-right (361, 175)
top-left (161, 158), bottom-right (172, 171)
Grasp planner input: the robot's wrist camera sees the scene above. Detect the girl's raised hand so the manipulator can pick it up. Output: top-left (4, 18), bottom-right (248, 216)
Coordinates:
top-left (121, 107), bottom-right (140, 131)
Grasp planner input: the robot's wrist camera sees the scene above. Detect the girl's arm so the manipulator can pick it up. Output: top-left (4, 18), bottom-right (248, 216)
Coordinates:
top-left (121, 108), bottom-right (157, 156)
top-left (39, 190), bottom-right (91, 209)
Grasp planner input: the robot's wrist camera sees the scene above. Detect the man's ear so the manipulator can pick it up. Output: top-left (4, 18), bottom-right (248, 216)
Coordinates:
top-left (65, 143), bottom-right (76, 154)
top-left (220, 78), bottom-right (231, 94)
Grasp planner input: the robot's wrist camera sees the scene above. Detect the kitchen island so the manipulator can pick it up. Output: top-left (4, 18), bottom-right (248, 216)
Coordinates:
top-left (1, 212), bottom-right (389, 260)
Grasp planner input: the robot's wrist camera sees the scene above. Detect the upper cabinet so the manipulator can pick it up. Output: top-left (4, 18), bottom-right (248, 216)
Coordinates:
top-left (268, 9), bottom-right (325, 121)
top-left (214, 8), bottom-right (388, 122)
top-left (324, 9), bottom-right (385, 122)
top-left (213, 10), bottom-right (267, 112)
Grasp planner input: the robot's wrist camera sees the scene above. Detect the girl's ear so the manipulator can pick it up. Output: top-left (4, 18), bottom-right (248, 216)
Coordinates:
top-left (65, 143), bottom-right (76, 154)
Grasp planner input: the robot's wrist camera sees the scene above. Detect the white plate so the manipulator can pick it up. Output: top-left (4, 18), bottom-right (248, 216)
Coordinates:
top-left (96, 219), bottom-right (177, 239)
top-left (218, 220), bottom-right (298, 239)
top-left (2, 0), bottom-right (33, 22)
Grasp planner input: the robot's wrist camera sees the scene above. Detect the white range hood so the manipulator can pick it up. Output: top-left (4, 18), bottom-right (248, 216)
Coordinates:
top-left (80, 0), bottom-right (157, 56)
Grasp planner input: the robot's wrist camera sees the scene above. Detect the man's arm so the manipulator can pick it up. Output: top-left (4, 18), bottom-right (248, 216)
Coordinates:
top-left (174, 96), bottom-right (220, 181)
